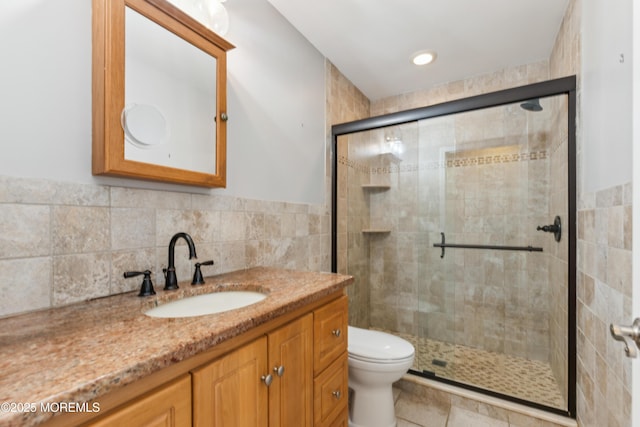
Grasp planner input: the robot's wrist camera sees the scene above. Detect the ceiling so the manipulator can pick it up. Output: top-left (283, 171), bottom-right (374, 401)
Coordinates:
top-left (266, 0), bottom-right (570, 101)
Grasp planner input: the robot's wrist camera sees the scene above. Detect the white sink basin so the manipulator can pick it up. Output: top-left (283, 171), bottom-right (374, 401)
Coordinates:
top-left (145, 291), bottom-right (267, 318)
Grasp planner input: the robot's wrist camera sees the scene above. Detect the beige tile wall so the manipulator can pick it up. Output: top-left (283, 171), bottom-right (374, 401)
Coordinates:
top-left (0, 176), bottom-right (332, 317)
top-left (370, 61), bottom-right (549, 117)
top-left (328, 62), bottom-right (372, 328)
top-left (575, 184), bottom-right (632, 427)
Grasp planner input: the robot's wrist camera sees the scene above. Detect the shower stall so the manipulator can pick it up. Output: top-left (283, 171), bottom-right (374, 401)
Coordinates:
top-left (332, 77), bottom-right (576, 417)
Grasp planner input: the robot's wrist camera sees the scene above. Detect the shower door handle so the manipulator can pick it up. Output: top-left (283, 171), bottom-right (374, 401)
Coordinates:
top-left (536, 216), bottom-right (562, 242)
top-left (610, 318), bottom-right (640, 358)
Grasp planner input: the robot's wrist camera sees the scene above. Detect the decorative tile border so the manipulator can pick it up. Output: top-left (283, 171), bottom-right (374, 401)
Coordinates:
top-left (448, 150), bottom-right (547, 168)
top-left (337, 155), bottom-right (370, 173)
top-left (339, 150), bottom-right (548, 175)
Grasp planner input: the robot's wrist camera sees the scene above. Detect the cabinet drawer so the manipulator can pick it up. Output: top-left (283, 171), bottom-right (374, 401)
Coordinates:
top-left (313, 353), bottom-right (348, 426)
top-left (314, 296), bottom-right (348, 374)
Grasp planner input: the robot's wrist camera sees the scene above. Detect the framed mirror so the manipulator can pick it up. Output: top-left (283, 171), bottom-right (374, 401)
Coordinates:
top-left (92, 0), bottom-right (234, 187)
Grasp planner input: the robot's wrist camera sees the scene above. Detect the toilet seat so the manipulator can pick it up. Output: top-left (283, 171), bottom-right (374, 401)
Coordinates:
top-left (349, 352), bottom-right (414, 364)
top-left (348, 326), bottom-right (415, 363)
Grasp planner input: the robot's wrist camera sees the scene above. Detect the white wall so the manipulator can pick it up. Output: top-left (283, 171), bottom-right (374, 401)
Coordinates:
top-left (581, 0), bottom-right (633, 192)
top-left (225, 0), bottom-right (325, 204)
top-left (0, 0), bottom-right (92, 185)
top-left (581, 1), bottom-right (635, 425)
top-left (0, 0), bottom-right (326, 205)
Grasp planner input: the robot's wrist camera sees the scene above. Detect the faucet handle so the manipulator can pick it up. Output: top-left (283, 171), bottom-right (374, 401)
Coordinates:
top-left (192, 260), bottom-right (214, 285)
top-left (124, 270), bottom-right (156, 297)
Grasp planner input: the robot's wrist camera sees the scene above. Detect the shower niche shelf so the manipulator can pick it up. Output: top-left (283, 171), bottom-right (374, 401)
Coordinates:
top-left (363, 152), bottom-right (400, 190)
top-left (361, 184), bottom-right (391, 190)
top-left (376, 152), bottom-right (401, 163)
top-left (361, 229), bottom-right (391, 234)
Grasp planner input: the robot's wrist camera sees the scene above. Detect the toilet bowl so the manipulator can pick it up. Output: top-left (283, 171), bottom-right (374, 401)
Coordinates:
top-left (347, 326), bottom-right (415, 427)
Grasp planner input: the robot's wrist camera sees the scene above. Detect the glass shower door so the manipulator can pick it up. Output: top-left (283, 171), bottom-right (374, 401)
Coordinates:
top-left (332, 77), bottom-right (576, 416)
top-left (414, 95), bottom-right (569, 411)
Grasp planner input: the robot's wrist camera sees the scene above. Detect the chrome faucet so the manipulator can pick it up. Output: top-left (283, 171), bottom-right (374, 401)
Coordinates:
top-left (164, 232), bottom-right (197, 290)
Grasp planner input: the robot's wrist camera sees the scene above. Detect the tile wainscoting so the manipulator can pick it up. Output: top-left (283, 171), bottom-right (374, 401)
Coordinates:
top-left (0, 175), bottom-right (332, 317)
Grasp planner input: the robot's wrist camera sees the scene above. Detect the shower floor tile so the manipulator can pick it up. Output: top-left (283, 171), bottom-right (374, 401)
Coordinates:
top-left (375, 328), bottom-right (566, 410)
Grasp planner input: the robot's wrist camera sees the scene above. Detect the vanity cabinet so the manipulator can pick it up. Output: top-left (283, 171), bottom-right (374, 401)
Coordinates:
top-left (192, 314), bottom-right (313, 426)
top-left (192, 296), bottom-right (348, 427)
top-left (192, 296), bottom-right (349, 427)
top-left (43, 291), bottom-right (348, 427)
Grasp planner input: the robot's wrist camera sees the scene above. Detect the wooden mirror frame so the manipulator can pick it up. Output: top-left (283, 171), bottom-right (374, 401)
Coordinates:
top-left (92, 0), bottom-right (234, 187)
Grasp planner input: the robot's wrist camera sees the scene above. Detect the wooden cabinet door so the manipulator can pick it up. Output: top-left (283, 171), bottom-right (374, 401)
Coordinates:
top-left (192, 337), bottom-right (269, 427)
top-left (268, 313), bottom-right (313, 427)
top-left (90, 375), bottom-right (191, 427)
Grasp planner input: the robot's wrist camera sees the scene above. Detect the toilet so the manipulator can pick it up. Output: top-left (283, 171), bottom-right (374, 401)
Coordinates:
top-left (347, 326), bottom-right (415, 427)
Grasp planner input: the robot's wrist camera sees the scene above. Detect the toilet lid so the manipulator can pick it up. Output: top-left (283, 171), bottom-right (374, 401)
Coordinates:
top-left (348, 326), bottom-right (415, 362)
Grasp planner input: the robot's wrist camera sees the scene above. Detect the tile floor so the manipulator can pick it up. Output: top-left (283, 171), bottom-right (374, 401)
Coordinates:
top-left (391, 377), bottom-right (576, 427)
top-left (375, 328), bottom-right (566, 410)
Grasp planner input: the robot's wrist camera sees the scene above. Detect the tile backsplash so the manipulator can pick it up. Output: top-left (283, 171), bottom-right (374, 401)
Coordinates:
top-left (0, 175), bottom-right (331, 317)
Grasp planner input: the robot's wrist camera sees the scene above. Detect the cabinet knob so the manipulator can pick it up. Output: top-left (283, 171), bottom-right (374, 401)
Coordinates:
top-left (332, 328), bottom-right (341, 337)
top-left (261, 374), bottom-right (273, 387)
top-left (332, 390), bottom-right (342, 400)
top-left (273, 365), bottom-right (285, 377)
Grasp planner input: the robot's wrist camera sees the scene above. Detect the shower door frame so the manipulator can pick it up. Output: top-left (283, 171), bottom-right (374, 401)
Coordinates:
top-left (331, 76), bottom-right (577, 418)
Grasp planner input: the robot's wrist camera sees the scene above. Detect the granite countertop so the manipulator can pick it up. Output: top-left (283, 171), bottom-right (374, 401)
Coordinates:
top-left (0, 267), bottom-right (353, 426)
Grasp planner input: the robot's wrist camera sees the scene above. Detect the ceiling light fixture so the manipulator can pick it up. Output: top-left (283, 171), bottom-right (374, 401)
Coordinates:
top-left (194, 0), bottom-right (229, 36)
top-left (412, 51), bottom-right (437, 66)
top-left (169, 0), bottom-right (230, 36)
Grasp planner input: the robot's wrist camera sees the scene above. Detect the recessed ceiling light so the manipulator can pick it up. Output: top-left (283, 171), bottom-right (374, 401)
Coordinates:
top-left (412, 51), bottom-right (437, 66)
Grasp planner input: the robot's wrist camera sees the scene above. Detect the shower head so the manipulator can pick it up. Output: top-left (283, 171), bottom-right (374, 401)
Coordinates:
top-left (520, 98), bottom-right (543, 112)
